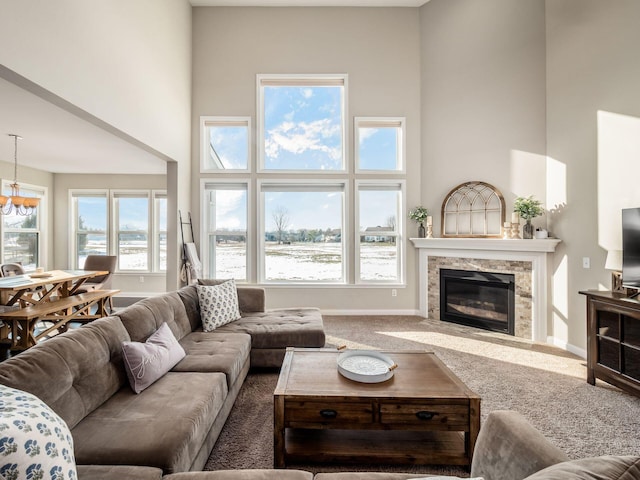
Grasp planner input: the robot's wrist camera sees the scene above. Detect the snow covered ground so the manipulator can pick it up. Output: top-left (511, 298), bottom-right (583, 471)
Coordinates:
top-left (216, 242), bottom-right (398, 281)
top-left (76, 240), bottom-right (397, 281)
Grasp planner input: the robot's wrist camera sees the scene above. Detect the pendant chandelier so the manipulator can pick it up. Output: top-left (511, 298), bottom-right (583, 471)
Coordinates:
top-left (0, 134), bottom-right (40, 216)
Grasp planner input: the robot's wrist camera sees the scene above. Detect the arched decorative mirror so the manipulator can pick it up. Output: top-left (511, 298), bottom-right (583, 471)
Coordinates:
top-left (441, 181), bottom-right (506, 238)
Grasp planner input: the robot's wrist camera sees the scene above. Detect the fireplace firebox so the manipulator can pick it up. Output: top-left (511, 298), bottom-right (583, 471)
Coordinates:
top-left (439, 269), bottom-right (515, 335)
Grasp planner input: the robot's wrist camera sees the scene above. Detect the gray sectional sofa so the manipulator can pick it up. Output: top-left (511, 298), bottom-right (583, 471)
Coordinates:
top-left (0, 284), bottom-right (324, 476)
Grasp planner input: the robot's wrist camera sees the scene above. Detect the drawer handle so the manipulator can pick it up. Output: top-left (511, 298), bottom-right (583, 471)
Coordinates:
top-left (319, 409), bottom-right (338, 419)
top-left (416, 411), bottom-right (437, 421)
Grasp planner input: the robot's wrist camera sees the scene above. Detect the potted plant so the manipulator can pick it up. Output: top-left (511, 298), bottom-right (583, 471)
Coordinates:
top-left (513, 196), bottom-right (544, 239)
top-left (409, 206), bottom-right (429, 238)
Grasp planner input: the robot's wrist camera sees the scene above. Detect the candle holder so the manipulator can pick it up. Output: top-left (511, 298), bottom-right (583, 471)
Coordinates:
top-left (426, 224), bottom-right (433, 239)
top-left (503, 222), bottom-right (511, 239)
top-left (511, 221), bottom-right (521, 239)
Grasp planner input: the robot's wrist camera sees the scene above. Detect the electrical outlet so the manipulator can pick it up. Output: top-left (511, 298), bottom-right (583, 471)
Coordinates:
top-left (391, 289), bottom-right (397, 297)
top-left (139, 276), bottom-right (145, 283)
top-left (582, 257), bottom-right (590, 269)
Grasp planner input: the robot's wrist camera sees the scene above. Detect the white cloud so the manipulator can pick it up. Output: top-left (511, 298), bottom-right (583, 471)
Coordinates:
top-left (301, 88), bottom-right (313, 99)
top-left (265, 118), bottom-right (342, 164)
top-left (213, 190), bottom-right (246, 230)
top-left (358, 127), bottom-right (378, 145)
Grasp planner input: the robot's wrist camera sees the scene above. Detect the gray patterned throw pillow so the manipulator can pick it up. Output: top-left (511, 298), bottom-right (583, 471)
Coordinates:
top-left (0, 384), bottom-right (77, 480)
top-left (197, 279), bottom-right (241, 332)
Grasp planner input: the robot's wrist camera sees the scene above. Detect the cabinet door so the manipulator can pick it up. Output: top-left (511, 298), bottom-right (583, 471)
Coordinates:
top-left (622, 314), bottom-right (640, 381)
top-left (592, 302), bottom-right (621, 372)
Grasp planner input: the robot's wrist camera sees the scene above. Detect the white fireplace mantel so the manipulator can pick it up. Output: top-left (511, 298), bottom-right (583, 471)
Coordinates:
top-left (411, 237), bottom-right (562, 343)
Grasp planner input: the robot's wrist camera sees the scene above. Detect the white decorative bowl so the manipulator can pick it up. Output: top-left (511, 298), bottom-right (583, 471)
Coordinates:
top-left (337, 350), bottom-right (397, 383)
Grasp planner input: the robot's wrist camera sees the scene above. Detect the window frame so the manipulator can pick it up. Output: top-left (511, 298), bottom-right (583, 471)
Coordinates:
top-left (200, 179), bottom-right (251, 282)
top-left (200, 116), bottom-right (252, 173)
top-left (257, 178), bottom-right (348, 284)
top-left (1, 180), bottom-right (47, 270)
top-left (152, 190), bottom-right (167, 272)
top-left (354, 180), bottom-right (405, 285)
top-left (354, 116), bottom-right (406, 174)
top-left (256, 73), bottom-right (349, 174)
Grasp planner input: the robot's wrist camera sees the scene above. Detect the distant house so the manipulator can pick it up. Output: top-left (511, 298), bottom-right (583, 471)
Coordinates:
top-left (363, 226), bottom-right (394, 243)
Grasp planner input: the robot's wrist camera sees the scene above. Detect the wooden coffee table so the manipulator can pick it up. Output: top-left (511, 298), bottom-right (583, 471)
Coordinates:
top-left (274, 348), bottom-right (480, 468)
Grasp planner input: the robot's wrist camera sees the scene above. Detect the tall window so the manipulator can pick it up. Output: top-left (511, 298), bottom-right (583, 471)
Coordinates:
top-left (70, 190), bottom-right (166, 272)
top-left (258, 75), bottom-right (347, 171)
top-left (260, 182), bottom-right (345, 283)
top-left (114, 193), bottom-right (150, 271)
top-left (203, 182), bottom-right (248, 281)
top-left (73, 192), bottom-right (108, 268)
top-left (2, 183), bottom-right (44, 269)
top-left (356, 182), bottom-right (403, 283)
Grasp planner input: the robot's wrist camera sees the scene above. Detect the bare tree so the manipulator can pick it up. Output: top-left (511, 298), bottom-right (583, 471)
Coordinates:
top-left (272, 206), bottom-right (290, 244)
top-left (386, 215), bottom-right (397, 244)
top-left (386, 215), bottom-right (396, 231)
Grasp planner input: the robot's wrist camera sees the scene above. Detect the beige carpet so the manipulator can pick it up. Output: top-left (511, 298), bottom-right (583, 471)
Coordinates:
top-left (205, 315), bottom-right (640, 475)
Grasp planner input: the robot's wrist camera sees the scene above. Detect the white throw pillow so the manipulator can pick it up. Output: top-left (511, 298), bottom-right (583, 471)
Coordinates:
top-left (197, 280), bottom-right (241, 332)
top-left (0, 384), bottom-right (77, 480)
top-left (122, 322), bottom-right (186, 394)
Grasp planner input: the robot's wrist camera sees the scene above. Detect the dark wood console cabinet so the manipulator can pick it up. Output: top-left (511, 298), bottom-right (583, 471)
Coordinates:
top-left (580, 290), bottom-right (640, 398)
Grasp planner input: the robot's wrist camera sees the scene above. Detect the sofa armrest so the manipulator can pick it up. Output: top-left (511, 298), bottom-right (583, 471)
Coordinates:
top-left (237, 286), bottom-right (265, 313)
top-left (471, 410), bottom-right (570, 480)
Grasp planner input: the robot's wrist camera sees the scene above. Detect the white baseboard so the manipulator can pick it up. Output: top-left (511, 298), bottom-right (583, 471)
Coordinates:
top-left (547, 336), bottom-right (587, 359)
top-left (320, 309), bottom-right (421, 316)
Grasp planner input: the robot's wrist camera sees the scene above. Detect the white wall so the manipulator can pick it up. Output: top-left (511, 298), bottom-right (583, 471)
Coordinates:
top-left (192, 7), bottom-right (422, 311)
top-left (0, 0), bottom-right (192, 165)
top-left (420, 0), bottom-right (547, 228)
top-left (546, 0), bottom-right (640, 352)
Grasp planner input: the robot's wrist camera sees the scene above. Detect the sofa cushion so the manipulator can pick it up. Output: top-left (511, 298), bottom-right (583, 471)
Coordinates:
top-left (174, 332), bottom-right (251, 388)
top-left (214, 308), bottom-right (325, 349)
top-left (0, 384), bottom-right (77, 480)
top-left (117, 291), bottom-right (194, 343)
top-left (71, 371), bottom-right (228, 474)
top-left (524, 455), bottom-right (640, 479)
top-left (122, 322), bottom-right (187, 393)
top-left (0, 316), bottom-right (130, 429)
top-left (197, 280), bottom-right (241, 332)
top-left (177, 285), bottom-right (202, 331)
top-left (77, 465), bottom-right (164, 480)
top-left (313, 475), bottom-right (460, 480)
top-left (164, 469), bottom-right (314, 480)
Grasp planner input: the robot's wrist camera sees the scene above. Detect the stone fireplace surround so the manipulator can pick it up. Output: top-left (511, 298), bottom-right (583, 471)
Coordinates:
top-left (411, 238), bottom-right (561, 343)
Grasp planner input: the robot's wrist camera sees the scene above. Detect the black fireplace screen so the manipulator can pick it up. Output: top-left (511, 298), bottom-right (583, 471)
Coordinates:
top-left (440, 268), bottom-right (515, 335)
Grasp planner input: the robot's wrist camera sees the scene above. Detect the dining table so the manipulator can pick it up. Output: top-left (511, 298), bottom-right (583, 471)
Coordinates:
top-left (0, 269), bottom-right (107, 306)
top-left (0, 269), bottom-right (118, 350)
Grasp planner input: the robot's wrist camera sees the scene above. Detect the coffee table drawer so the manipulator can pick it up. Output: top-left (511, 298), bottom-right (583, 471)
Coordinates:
top-left (285, 400), bottom-right (374, 425)
top-left (379, 402), bottom-right (469, 429)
